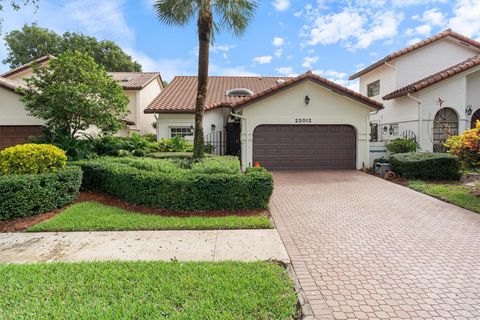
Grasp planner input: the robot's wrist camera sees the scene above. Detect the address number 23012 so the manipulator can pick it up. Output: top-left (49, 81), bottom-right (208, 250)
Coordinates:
top-left (295, 118), bottom-right (312, 123)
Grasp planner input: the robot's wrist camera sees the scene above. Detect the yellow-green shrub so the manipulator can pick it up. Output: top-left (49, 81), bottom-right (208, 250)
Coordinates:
top-left (0, 144), bottom-right (67, 175)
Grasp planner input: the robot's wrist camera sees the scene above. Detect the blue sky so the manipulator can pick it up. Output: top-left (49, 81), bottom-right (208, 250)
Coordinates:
top-left (1, 0), bottom-right (480, 90)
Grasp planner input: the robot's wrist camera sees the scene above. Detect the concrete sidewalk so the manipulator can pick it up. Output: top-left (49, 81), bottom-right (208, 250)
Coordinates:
top-left (0, 229), bottom-right (289, 264)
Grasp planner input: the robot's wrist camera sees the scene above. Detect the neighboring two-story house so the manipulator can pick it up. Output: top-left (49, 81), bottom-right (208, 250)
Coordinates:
top-left (350, 29), bottom-right (480, 161)
top-left (0, 55), bottom-right (163, 149)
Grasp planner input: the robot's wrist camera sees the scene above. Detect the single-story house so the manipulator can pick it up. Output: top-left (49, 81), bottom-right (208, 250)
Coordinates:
top-left (350, 29), bottom-right (480, 157)
top-left (145, 71), bottom-right (383, 170)
top-left (0, 55), bottom-right (164, 149)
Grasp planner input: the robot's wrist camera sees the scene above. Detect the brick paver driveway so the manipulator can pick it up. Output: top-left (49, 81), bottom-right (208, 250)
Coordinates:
top-left (271, 171), bottom-right (480, 320)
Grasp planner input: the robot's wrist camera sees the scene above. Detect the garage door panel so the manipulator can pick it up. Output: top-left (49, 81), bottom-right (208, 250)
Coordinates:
top-left (253, 124), bottom-right (356, 170)
top-left (0, 126), bottom-right (43, 150)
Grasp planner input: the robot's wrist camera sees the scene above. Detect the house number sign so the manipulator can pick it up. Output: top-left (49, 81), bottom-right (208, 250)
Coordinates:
top-left (295, 118), bottom-right (312, 123)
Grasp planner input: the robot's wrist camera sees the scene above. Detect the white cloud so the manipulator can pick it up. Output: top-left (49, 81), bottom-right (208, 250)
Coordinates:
top-left (406, 38), bottom-right (422, 45)
top-left (275, 66), bottom-right (296, 76)
top-left (449, 0), bottom-right (480, 38)
top-left (423, 8), bottom-right (446, 26)
top-left (415, 24), bottom-right (432, 36)
top-left (252, 55), bottom-right (273, 64)
top-left (274, 49), bottom-right (283, 58)
top-left (209, 64), bottom-right (259, 77)
top-left (301, 56), bottom-right (319, 68)
top-left (300, 6), bottom-right (403, 50)
top-left (272, 0), bottom-right (290, 12)
top-left (272, 37), bottom-right (285, 47)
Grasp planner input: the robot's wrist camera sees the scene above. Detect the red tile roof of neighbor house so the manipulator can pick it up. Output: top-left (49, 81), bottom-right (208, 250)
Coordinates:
top-left (349, 29), bottom-right (480, 80)
top-left (145, 71), bottom-right (383, 114)
top-left (383, 55), bottom-right (480, 100)
top-left (109, 72), bottom-right (162, 90)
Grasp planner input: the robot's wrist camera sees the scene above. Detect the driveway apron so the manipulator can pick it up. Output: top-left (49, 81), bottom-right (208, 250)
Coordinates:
top-left (270, 171), bottom-right (480, 320)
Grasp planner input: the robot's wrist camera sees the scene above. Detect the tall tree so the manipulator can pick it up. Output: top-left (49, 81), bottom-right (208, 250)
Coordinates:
top-left (19, 51), bottom-right (130, 139)
top-left (3, 24), bottom-right (142, 72)
top-left (154, 0), bottom-right (257, 159)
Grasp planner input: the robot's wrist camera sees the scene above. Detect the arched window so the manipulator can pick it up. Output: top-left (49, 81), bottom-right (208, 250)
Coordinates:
top-left (471, 108), bottom-right (480, 129)
top-left (433, 108), bottom-right (458, 152)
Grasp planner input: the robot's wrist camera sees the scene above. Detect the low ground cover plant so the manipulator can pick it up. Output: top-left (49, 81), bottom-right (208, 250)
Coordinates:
top-left (29, 201), bottom-right (271, 231)
top-left (409, 181), bottom-right (480, 213)
top-left (390, 152), bottom-right (460, 180)
top-left (0, 261), bottom-right (298, 319)
top-left (77, 156), bottom-right (273, 211)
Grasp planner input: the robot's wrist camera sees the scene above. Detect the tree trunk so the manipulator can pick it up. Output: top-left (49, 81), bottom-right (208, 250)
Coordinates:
top-left (193, 1), bottom-right (212, 160)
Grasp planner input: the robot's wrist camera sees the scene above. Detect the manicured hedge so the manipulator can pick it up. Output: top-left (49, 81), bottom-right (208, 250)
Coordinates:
top-left (77, 159), bottom-right (273, 211)
top-left (389, 152), bottom-right (460, 180)
top-left (0, 166), bottom-right (83, 220)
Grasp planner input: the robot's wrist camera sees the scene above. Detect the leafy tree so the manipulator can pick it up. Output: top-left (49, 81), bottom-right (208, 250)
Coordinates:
top-left (3, 24), bottom-right (142, 71)
top-left (19, 51), bottom-right (130, 139)
top-left (154, 0), bottom-right (258, 159)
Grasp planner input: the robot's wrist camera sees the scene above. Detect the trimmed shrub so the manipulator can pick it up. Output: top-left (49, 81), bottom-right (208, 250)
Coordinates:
top-left (0, 166), bottom-right (83, 220)
top-left (389, 152), bottom-right (460, 180)
top-left (93, 134), bottom-right (159, 157)
top-left (0, 144), bottom-right (67, 175)
top-left (385, 138), bottom-right (419, 154)
top-left (191, 157), bottom-right (241, 175)
top-left (77, 158), bottom-right (272, 210)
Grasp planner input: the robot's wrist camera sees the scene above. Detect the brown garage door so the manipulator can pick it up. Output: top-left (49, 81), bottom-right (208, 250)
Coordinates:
top-left (253, 125), bottom-right (356, 170)
top-left (0, 126), bottom-right (44, 150)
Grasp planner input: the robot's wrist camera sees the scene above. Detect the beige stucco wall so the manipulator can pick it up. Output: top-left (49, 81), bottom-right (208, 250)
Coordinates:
top-left (0, 89), bottom-right (44, 126)
top-left (137, 79), bottom-right (162, 135)
top-left (239, 80), bottom-right (372, 169)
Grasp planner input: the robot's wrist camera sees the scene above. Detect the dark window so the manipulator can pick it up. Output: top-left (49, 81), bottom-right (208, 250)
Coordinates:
top-left (367, 80), bottom-right (380, 97)
top-left (170, 127), bottom-right (193, 138)
top-left (370, 123), bottom-right (378, 142)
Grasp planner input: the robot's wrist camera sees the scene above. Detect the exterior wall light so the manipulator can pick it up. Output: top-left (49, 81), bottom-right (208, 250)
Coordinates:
top-left (211, 124), bottom-right (216, 131)
top-left (466, 105), bottom-right (473, 116)
top-left (304, 95), bottom-right (310, 105)
top-left (190, 125), bottom-right (194, 133)
top-left (389, 126), bottom-right (394, 135)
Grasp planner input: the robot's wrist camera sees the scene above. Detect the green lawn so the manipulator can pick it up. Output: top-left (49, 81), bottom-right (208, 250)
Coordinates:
top-left (0, 261), bottom-right (299, 320)
top-left (409, 180), bottom-right (480, 213)
top-left (28, 201), bottom-right (272, 232)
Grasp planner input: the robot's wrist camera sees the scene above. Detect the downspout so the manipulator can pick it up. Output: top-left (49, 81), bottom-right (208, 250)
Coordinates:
top-left (154, 114), bottom-right (160, 141)
top-left (407, 93), bottom-right (422, 147)
top-left (230, 112), bottom-right (248, 168)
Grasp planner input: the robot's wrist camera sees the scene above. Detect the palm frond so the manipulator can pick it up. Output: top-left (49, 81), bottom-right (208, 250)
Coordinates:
top-left (213, 0), bottom-right (258, 37)
top-left (153, 0), bottom-right (196, 27)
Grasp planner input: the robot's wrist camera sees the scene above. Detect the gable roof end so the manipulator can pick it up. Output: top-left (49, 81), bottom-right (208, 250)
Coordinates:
top-left (349, 29), bottom-right (480, 80)
top-left (108, 72), bottom-right (162, 90)
top-left (231, 71), bottom-right (383, 110)
top-left (0, 76), bottom-right (26, 94)
top-left (383, 55), bottom-right (480, 100)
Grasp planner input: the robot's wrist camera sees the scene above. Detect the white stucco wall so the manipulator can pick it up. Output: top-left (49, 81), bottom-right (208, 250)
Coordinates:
top-left (467, 70), bottom-right (480, 118)
top-left (0, 89), bottom-right (44, 125)
top-left (238, 80), bottom-right (372, 169)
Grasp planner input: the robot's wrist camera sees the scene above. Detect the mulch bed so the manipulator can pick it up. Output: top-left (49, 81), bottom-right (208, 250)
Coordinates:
top-left (0, 192), bottom-right (269, 233)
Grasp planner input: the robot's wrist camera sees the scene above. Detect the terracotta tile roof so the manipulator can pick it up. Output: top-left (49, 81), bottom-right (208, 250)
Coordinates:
top-left (349, 29), bottom-right (480, 80)
top-left (145, 71), bottom-right (382, 114)
top-left (383, 55), bottom-right (480, 100)
top-left (0, 76), bottom-right (26, 94)
top-left (108, 72), bottom-right (162, 90)
top-left (1, 54), bottom-right (54, 79)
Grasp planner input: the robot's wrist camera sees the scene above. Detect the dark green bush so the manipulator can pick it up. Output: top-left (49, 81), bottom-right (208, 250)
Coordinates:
top-left (389, 152), bottom-right (460, 180)
top-left (0, 166), bottom-right (83, 220)
top-left (93, 134), bottom-right (159, 157)
top-left (77, 159), bottom-right (272, 210)
top-left (385, 138), bottom-right (419, 154)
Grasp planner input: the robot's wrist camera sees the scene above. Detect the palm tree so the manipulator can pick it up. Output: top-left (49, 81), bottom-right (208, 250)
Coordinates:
top-left (154, 0), bottom-right (258, 159)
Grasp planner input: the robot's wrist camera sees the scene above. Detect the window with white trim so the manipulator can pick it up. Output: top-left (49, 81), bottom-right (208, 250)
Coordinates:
top-left (367, 80), bottom-right (380, 97)
top-left (170, 127), bottom-right (193, 138)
